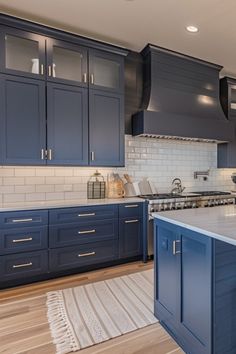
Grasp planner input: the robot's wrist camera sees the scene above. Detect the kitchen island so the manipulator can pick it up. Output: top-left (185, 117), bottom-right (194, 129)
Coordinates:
top-left (153, 205), bottom-right (236, 354)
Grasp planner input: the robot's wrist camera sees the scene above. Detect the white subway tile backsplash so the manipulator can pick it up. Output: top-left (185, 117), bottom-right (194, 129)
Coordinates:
top-left (0, 135), bottom-right (235, 203)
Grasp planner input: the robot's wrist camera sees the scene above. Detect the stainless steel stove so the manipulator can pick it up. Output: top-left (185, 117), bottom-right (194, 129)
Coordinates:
top-left (139, 191), bottom-right (235, 257)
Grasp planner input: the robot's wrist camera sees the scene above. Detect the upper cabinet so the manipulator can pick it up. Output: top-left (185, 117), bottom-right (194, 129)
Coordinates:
top-left (220, 77), bottom-right (236, 120)
top-left (46, 39), bottom-right (88, 87)
top-left (89, 50), bottom-right (124, 93)
top-left (0, 17), bottom-right (127, 167)
top-left (0, 27), bottom-right (46, 79)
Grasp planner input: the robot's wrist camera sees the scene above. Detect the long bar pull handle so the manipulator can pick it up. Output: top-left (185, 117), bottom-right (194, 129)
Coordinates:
top-left (13, 262), bottom-right (33, 269)
top-left (78, 229), bottom-right (96, 234)
top-left (83, 73), bottom-right (87, 83)
top-left (12, 237), bottom-right (33, 243)
top-left (173, 240), bottom-right (181, 255)
top-left (48, 65), bottom-right (52, 77)
top-left (78, 252), bottom-right (95, 257)
top-left (78, 213), bottom-right (96, 217)
top-left (40, 64), bottom-right (44, 75)
top-left (125, 219), bottom-right (139, 224)
top-left (12, 218), bottom-right (33, 223)
top-left (90, 74), bottom-right (94, 84)
top-left (91, 151), bottom-right (95, 161)
top-left (48, 149), bottom-right (52, 160)
top-left (125, 204), bottom-right (138, 208)
top-left (41, 149), bottom-right (45, 160)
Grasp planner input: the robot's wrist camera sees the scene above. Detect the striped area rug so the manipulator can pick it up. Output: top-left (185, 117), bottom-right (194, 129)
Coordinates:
top-left (46, 269), bottom-right (157, 354)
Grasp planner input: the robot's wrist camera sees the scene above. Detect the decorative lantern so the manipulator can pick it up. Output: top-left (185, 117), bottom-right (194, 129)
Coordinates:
top-left (87, 170), bottom-right (106, 199)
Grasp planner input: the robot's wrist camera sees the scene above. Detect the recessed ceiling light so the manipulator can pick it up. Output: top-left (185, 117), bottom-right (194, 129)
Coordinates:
top-left (186, 25), bottom-right (199, 33)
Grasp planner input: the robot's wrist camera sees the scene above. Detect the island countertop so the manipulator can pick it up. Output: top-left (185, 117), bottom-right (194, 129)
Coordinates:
top-left (153, 204), bottom-right (236, 246)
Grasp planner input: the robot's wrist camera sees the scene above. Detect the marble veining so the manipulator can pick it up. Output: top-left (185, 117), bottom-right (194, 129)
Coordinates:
top-left (153, 205), bottom-right (236, 246)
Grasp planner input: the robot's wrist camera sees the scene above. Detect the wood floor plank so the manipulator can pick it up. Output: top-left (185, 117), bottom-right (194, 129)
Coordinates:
top-left (0, 261), bottom-right (184, 354)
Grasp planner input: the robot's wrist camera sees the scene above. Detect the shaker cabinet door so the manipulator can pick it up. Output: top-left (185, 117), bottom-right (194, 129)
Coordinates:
top-left (89, 89), bottom-right (124, 166)
top-left (0, 26), bottom-right (46, 79)
top-left (0, 74), bottom-right (46, 165)
top-left (47, 83), bottom-right (88, 165)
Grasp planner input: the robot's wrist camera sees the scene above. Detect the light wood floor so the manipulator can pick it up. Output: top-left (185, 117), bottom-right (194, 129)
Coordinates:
top-left (0, 261), bottom-right (184, 354)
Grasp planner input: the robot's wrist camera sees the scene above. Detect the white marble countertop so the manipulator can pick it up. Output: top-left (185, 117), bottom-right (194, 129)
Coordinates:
top-left (0, 197), bottom-right (144, 212)
top-left (153, 205), bottom-right (236, 246)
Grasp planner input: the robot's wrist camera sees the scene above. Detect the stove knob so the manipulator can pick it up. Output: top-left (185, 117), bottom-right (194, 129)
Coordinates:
top-left (214, 200), bottom-right (219, 206)
top-left (192, 202), bottom-right (196, 208)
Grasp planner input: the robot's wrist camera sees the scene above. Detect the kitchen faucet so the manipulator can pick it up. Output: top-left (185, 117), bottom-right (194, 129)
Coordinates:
top-left (171, 178), bottom-right (185, 195)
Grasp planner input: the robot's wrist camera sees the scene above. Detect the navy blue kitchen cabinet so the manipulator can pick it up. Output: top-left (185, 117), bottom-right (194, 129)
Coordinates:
top-left (47, 83), bottom-right (88, 165)
top-left (89, 49), bottom-right (124, 93)
top-left (46, 38), bottom-right (88, 87)
top-left (0, 202), bottom-right (144, 288)
top-left (155, 219), bottom-right (236, 354)
top-left (0, 74), bottom-right (46, 165)
top-left (89, 89), bottom-right (124, 166)
top-left (119, 203), bottom-right (143, 258)
top-left (0, 26), bottom-right (46, 79)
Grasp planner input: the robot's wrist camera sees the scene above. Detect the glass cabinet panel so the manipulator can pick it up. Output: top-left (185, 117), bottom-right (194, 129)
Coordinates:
top-left (92, 57), bottom-right (120, 90)
top-left (5, 35), bottom-right (40, 74)
top-left (51, 46), bottom-right (85, 82)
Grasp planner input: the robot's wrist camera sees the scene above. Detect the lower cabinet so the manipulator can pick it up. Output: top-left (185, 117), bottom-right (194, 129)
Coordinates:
top-left (49, 240), bottom-right (119, 272)
top-left (0, 202), bottom-right (144, 288)
top-left (119, 217), bottom-right (142, 258)
top-left (155, 219), bottom-right (235, 354)
top-left (0, 250), bottom-right (48, 282)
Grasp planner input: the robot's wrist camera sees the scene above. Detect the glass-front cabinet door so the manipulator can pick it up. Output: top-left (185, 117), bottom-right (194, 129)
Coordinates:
top-left (89, 50), bottom-right (124, 93)
top-left (0, 27), bottom-right (46, 78)
top-left (46, 39), bottom-right (88, 87)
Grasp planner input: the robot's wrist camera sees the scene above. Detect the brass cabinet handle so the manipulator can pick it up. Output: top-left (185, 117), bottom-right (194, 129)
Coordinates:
top-left (78, 229), bottom-right (96, 234)
top-left (13, 262), bottom-right (33, 269)
top-left (91, 151), bottom-right (95, 161)
top-left (12, 218), bottom-right (33, 223)
top-left (40, 64), bottom-right (44, 75)
top-left (83, 73), bottom-right (87, 83)
top-left (78, 213), bottom-right (96, 217)
top-left (90, 74), bottom-right (94, 84)
top-left (12, 237), bottom-right (33, 243)
top-left (125, 204), bottom-right (139, 208)
top-left (78, 252), bottom-right (95, 257)
top-left (173, 240), bottom-right (181, 255)
top-left (125, 219), bottom-right (139, 224)
top-left (48, 65), bottom-right (52, 77)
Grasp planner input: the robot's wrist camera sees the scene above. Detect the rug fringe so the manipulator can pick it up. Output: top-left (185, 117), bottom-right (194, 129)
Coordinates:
top-left (47, 291), bottom-right (79, 354)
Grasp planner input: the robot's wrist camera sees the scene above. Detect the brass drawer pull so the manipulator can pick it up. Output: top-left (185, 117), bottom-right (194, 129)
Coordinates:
top-left (78, 251), bottom-right (96, 257)
top-left (173, 240), bottom-right (181, 255)
top-left (12, 237), bottom-right (33, 243)
top-left (12, 218), bottom-right (33, 223)
top-left (78, 213), bottom-right (96, 217)
top-left (13, 262), bottom-right (33, 269)
top-left (124, 205), bottom-right (138, 208)
top-left (125, 219), bottom-right (139, 224)
top-left (78, 229), bottom-right (96, 235)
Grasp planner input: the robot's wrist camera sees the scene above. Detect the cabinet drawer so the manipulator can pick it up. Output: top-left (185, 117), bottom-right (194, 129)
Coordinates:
top-left (0, 226), bottom-right (48, 255)
top-left (49, 219), bottom-right (118, 248)
top-left (119, 203), bottom-right (142, 218)
top-left (0, 210), bottom-right (48, 228)
top-left (49, 205), bottom-right (118, 224)
top-left (0, 250), bottom-right (48, 282)
top-left (49, 240), bottom-right (118, 272)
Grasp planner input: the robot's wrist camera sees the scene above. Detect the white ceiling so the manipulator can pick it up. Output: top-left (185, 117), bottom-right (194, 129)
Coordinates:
top-left (0, 0), bottom-right (235, 76)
